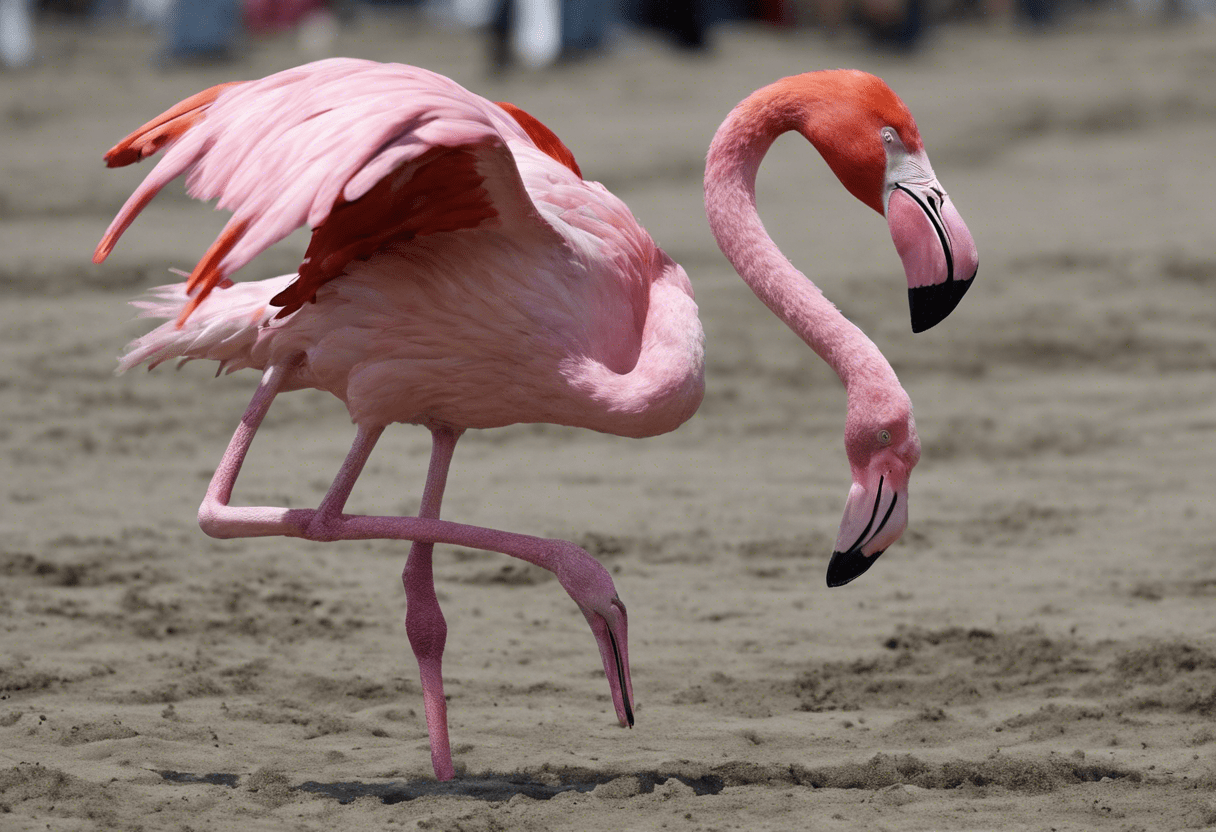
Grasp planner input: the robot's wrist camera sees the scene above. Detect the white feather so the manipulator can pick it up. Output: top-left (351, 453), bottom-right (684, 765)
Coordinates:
top-left (117, 274), bottom-right (296, 375)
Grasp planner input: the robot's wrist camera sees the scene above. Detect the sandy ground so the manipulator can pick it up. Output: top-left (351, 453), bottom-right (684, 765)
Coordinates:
top-left (2, 9), bottom-right (1216, 831)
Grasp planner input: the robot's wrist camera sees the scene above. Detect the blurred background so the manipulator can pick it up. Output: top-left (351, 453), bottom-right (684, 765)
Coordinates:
top-left (3, 0), bottom-right (1216, 827)
top-left (2, 0), bottom-right (1214, 72)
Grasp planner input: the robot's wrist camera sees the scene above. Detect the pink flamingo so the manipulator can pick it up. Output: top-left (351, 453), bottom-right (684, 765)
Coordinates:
top-left (706, 70), bottom-right (977, 586)
top-left (94, 60), bottom-right (975, 781)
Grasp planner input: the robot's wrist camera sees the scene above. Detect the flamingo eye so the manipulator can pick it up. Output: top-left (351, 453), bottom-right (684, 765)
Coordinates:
top-left (881, 128), bottom-right (895, 145)
top-left (877, 429), bottom-right (892, 445)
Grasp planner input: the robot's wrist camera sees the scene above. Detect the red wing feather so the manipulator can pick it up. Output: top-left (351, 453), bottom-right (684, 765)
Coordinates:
top-left (94, 81), bottom-right (244, 267)
top-left (104, 82), bottom-right (244, 168)
top-left (495, 102), bottom-right (582, 179)
top-left (270, 147), bottom-right (497, 315)
top-left (96, 61), bottom-right (559, 327)
top-left (177, 218), bottom-right (251, 325)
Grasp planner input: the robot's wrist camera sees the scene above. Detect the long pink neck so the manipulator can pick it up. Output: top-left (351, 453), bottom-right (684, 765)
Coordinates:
top-left (704, 86), bottom-right (900, 400)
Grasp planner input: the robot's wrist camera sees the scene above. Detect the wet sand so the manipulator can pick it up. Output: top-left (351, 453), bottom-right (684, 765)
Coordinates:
top-left (3, 11), bottom-right (1216, 830)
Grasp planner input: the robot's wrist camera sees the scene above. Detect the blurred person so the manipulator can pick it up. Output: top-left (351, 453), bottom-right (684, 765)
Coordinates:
top-left (1014, 0), bottom-right (1052, 25)
top-left (486, 0), bottom-right (725, 73)
top-left (857, 0), bottom-right (923, 49)
top-left (636, 0), bottom-right (709, 50)
top-left (561, 0), bottom-right (609, 54)
top-left (487, 0), bottom-right (617, 71)
top-left (162, 0), bottom-right (240, 61)
top-left (957, 0), bottom-right (1057, 27)
top-left (488, 0), bottom-right (563, 70)
top-left (245, 0), bottom-right (339, 58)
top-left (799, 0), bottom-right (925, 50)
top-left (244, 0), bottom-right (326, 33)
top-left (0, 0), bottom-right (36, 68)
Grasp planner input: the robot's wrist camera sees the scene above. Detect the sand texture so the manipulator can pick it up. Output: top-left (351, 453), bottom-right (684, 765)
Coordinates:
top-left (3, 13), bottom-right (1216, 831)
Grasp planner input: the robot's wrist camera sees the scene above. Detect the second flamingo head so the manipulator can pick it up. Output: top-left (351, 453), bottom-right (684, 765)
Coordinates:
top-left (795, 70), bottom-right (980, 333)
top-left (828, 385), bottom-right (921, 587)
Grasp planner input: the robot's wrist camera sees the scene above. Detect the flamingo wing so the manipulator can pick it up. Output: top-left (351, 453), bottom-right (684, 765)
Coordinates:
top-left (93, 58), bottom-right (580, 323)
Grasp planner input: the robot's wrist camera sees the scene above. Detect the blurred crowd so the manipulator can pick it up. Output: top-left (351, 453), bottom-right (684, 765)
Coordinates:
top-left (2, 0), bottom-right (1214, 71)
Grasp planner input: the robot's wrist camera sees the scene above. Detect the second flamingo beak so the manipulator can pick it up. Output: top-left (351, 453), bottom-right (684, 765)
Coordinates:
top-left (827, 473), bottom-right (909, 587)
top-left (887, 181), bottom-right (978, 333)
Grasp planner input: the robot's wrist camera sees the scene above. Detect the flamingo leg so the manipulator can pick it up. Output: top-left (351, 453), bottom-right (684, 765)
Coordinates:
top-left (305, 424), bottom-right (386, 540)
top-left (198, 356), bottom-right (304, 535)
top-left (196, 375), bottom-right (633, 779)
top-left (402, 427), bottom-right (462, 781)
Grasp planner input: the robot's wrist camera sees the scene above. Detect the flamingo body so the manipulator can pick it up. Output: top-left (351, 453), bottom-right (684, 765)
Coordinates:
top-left (105, 59), bottom-right (704, 438)
top-left (99, 58), bottom-right (702, 780)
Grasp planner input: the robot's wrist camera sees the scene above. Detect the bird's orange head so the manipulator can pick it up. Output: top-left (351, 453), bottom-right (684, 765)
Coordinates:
top-left (788, 70), bottom-right (979, 333)
top-left (784, 70), bottom-right (923, 214)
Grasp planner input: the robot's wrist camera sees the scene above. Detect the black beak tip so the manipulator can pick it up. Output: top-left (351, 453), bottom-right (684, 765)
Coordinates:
top-left (826, 548), bottom-right (885, 588)
top-left (908, 266), bottom-right (977, 333)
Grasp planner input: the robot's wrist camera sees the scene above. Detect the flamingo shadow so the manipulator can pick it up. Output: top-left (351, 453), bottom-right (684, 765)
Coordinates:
top-left (156, 769), bottom-right (724, 804)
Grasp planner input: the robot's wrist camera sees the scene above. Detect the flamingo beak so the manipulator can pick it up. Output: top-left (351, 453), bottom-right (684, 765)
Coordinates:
top-left (827, 473), bottom-right (909, 587)
top-left (887, 181), bottom-right (978, 333)
top-left (580, 596), bottom-right (634, 728)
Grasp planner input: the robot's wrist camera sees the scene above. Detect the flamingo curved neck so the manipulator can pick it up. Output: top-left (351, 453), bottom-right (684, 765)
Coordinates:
top-left (704, 88), bottom-right (899, 397)
top-left (567, 275), bottom-right (706, 439)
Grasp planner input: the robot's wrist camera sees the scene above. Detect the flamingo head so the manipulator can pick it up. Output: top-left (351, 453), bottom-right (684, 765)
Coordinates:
top-left (800, 70), bottom-right (979, 333)
top-left (827, 388), bottom-right (920, 587)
